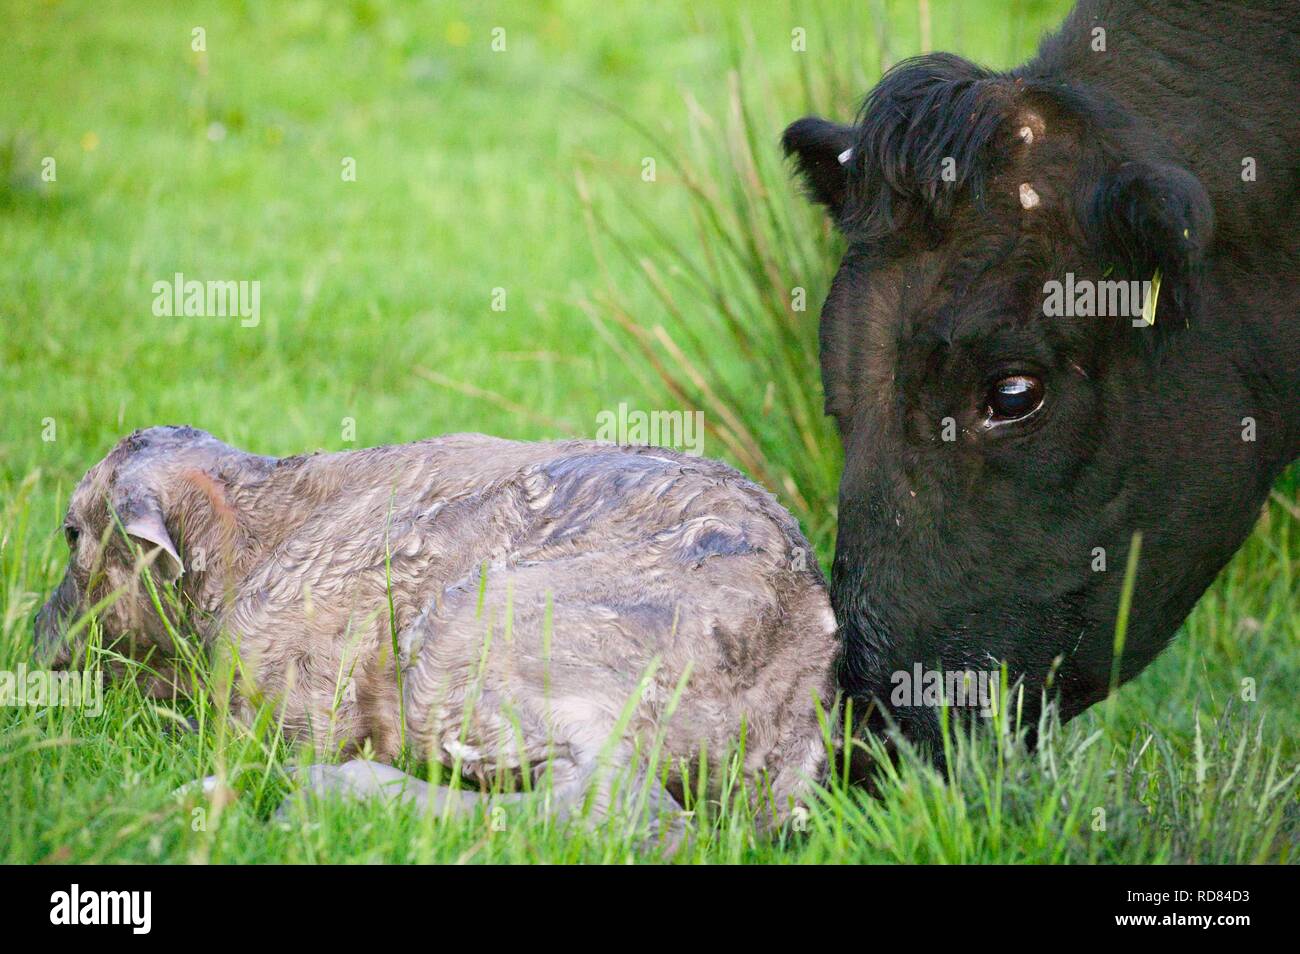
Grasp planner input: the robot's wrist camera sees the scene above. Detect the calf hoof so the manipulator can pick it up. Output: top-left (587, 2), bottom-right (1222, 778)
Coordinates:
top-left (170, 774), bottom-right (238, 809)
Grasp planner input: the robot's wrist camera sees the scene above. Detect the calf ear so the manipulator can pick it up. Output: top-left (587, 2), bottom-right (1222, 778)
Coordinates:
top-left (1085, 161), bottom-right (1214, 326)
top-left (124, 503), bottom-right (184, 582)
top-left (782, 117), bottom-right (856, 220)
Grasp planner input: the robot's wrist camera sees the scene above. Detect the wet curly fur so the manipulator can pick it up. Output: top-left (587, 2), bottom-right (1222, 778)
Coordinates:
top-left (36, 426), bottom-right (839, 826)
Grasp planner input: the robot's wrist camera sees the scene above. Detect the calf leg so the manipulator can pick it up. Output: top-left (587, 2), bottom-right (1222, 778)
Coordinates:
top-left (282, 754), bottom-right (688, 853)
top-left (278, 757), bottom-right (582, 819)
top-left (288, 760), bottom-right (494, 814)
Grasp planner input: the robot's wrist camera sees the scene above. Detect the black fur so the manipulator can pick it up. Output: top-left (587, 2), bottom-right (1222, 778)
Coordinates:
top-left (781, 116), bottom-right (855, 216)
top-left (784, 0), bottom-right (1299, 758)
top-left (1084, 160), bottom-right (1214, 321)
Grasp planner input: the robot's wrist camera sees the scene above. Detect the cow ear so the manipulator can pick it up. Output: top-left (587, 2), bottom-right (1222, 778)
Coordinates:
top-left (782, 117), bottom-right (856, 221)
top-left (124, 502), bottom-right (184, 582)
top-left (1085, 161), bottom-right (1214, 328)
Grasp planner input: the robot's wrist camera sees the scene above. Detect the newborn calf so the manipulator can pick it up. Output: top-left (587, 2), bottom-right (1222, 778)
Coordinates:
top-left (35, 426), bottom-right (838, 830)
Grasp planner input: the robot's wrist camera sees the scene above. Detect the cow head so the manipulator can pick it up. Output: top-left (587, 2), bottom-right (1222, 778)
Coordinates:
top-left (33, 426), bottom-right (251, 694)
top-left (783, 53), bottom-right (1268, 756)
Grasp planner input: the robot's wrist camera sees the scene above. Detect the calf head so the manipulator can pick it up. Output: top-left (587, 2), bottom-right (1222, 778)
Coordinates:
top-left (34, 426), bottom-right (249, 693)
top-left (783, 54), bottom-right (1262, 755)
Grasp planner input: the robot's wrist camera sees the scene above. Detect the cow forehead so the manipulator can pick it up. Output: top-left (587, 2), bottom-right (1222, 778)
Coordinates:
top-left (68, 462), bottom-right (113, 519)
top-left (858, 231), bottom-right (1028, 334)
top-left (68, 437), bottom-right (147, 518)
top-left (824, 225), bottom-right (1065, 413)
top-left (821, 255), bottom-right (900, 414)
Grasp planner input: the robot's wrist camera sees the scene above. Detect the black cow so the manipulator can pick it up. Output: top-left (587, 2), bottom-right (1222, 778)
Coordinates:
top-left (783, 0), bottom-right (1298, 756)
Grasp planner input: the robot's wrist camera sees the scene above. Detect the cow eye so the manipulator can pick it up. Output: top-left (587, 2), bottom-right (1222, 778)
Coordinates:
top-left (64, 524), bottom-right (81, 548)
top-left (985, 375), bottom-right (1044, 422)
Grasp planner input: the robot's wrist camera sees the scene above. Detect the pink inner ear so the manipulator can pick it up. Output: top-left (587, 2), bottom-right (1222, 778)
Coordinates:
top-left (124, 509), bottom-right (183, 577)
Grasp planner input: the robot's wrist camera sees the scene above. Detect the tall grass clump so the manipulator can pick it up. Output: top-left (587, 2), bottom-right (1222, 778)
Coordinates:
top-left (576, 10), bottom-right (897, 557)
top-left (817, 696), bottom-right (1300, 864)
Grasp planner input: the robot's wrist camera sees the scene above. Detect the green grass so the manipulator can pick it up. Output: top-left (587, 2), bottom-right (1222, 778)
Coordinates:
top-left (1, 0), bottom-right (1297, 863)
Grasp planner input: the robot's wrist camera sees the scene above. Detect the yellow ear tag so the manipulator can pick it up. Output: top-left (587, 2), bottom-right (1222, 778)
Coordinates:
top-left (1141, 268), bottom-right (1162, 327)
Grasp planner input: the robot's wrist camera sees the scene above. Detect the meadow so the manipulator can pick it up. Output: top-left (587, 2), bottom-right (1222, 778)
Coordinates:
top-left (1, 0), bottom-right (1296, 863)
